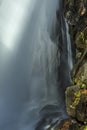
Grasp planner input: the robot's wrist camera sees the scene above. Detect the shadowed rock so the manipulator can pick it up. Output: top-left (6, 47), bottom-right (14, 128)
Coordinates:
top-left (65, 85), bottom-right (87, 123)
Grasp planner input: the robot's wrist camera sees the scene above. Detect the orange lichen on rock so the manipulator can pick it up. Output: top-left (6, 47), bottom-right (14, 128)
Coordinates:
top-left (58, 119), bottom-right (71, 130)
top-left (82, 89), bottom-right (87, 94)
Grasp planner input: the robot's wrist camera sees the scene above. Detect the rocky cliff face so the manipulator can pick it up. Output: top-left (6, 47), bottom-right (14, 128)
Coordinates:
top-left (62, 0), bottom-right (87, 129)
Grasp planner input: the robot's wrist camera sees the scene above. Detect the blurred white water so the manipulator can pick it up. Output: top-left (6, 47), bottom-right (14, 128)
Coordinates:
top-left (0, 0), bottom-right (36, 49)
top-left (66, 21), bottom-right (73, 70)
top-left (0, 0), bottom-right (60, 130)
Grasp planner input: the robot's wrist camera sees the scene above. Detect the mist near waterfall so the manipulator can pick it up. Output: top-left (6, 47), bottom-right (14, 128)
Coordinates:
top-left (0, 0), bottom-right (62, 130)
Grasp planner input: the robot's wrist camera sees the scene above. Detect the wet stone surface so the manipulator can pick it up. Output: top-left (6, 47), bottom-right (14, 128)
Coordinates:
top-left (64, 0), bottom-right (87, 129)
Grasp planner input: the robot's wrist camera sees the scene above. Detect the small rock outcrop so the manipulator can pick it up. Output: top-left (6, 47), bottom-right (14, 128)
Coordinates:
top-left (66, 85), bottom-right (87, 123)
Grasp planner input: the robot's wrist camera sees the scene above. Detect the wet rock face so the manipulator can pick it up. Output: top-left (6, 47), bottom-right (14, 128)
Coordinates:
top-left (64, 0), bottom-right (87, 129)
top-left (57, 119), bottom-right (72, 130)
top-left (56, 118), bottom-right (87, 130)
top-left (75, 60), bottom-right (87, 85)
top-left (75, 27), bottom-right (87, 49)
top-left (64, 0), bottom-right (87, 26)
top-left (65, 85), bottom-right (81, 118)
top-left (76, 93), bottom-right (87, 123)
top-left (65, 85), bottom-right (87, 123)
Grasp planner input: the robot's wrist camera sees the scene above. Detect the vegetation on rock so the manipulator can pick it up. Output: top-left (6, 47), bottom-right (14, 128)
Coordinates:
top-left (62, 0), bottom-right (87, 129)
top-left (36, 1), bottom-right (87, 129)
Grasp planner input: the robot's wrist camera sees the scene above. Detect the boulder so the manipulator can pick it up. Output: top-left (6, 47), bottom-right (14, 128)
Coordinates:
top-left (57, 118), bottom-right (82, 130)
top-left (57, 118), bottom-right (72, 130)
top-left (65, 85), bottom-right (87, 123)
top-left (73, 59), bottom-right (87, 85)
top-left (75, 27), bottom-right (87, 49)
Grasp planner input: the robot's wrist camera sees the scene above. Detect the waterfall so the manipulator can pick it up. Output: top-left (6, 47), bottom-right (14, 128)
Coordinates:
top-left (0, 0), bottom-right (73, 130)
top-left (0, 0), bottom-right (60, 130)
top-left (66, 21), bottom-right (73, 70)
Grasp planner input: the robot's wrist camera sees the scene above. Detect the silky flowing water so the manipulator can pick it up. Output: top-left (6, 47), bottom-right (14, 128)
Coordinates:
top-left (0, 0), bottom-right (72, 130)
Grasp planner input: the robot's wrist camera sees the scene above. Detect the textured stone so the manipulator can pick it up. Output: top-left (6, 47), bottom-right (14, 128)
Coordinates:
top-left (65, 85), bottom-right (87, 123)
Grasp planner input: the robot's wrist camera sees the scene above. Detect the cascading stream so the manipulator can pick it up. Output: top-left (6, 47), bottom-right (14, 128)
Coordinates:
top-left (0, 0), bottom-right (72, 130)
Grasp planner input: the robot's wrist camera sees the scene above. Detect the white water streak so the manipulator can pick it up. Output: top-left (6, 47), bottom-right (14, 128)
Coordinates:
top-left (66, 21), bottom-right (73, 70)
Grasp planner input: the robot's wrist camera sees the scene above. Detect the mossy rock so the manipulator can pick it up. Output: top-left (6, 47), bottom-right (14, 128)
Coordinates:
top-left (80, 125), bottom-right (87, 130)
top-left (75, 26), bottom-right (87, 49)
top-left (65, 85), bottom-right (87, 123)
top-left (57, 118), bottom-right (71, 130)
top-left (75, 60), bottom-right (87, 85)
top-left (56, 118), bottom-right (83, 130)
top-left (56, 118), bottom-right (87, 130)
top-left (76, 93), bottom-right (87, 123)
top-left (65, 85), bottom-right (81, 118)
top-left (71, 58), bottom-right (87, 85)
